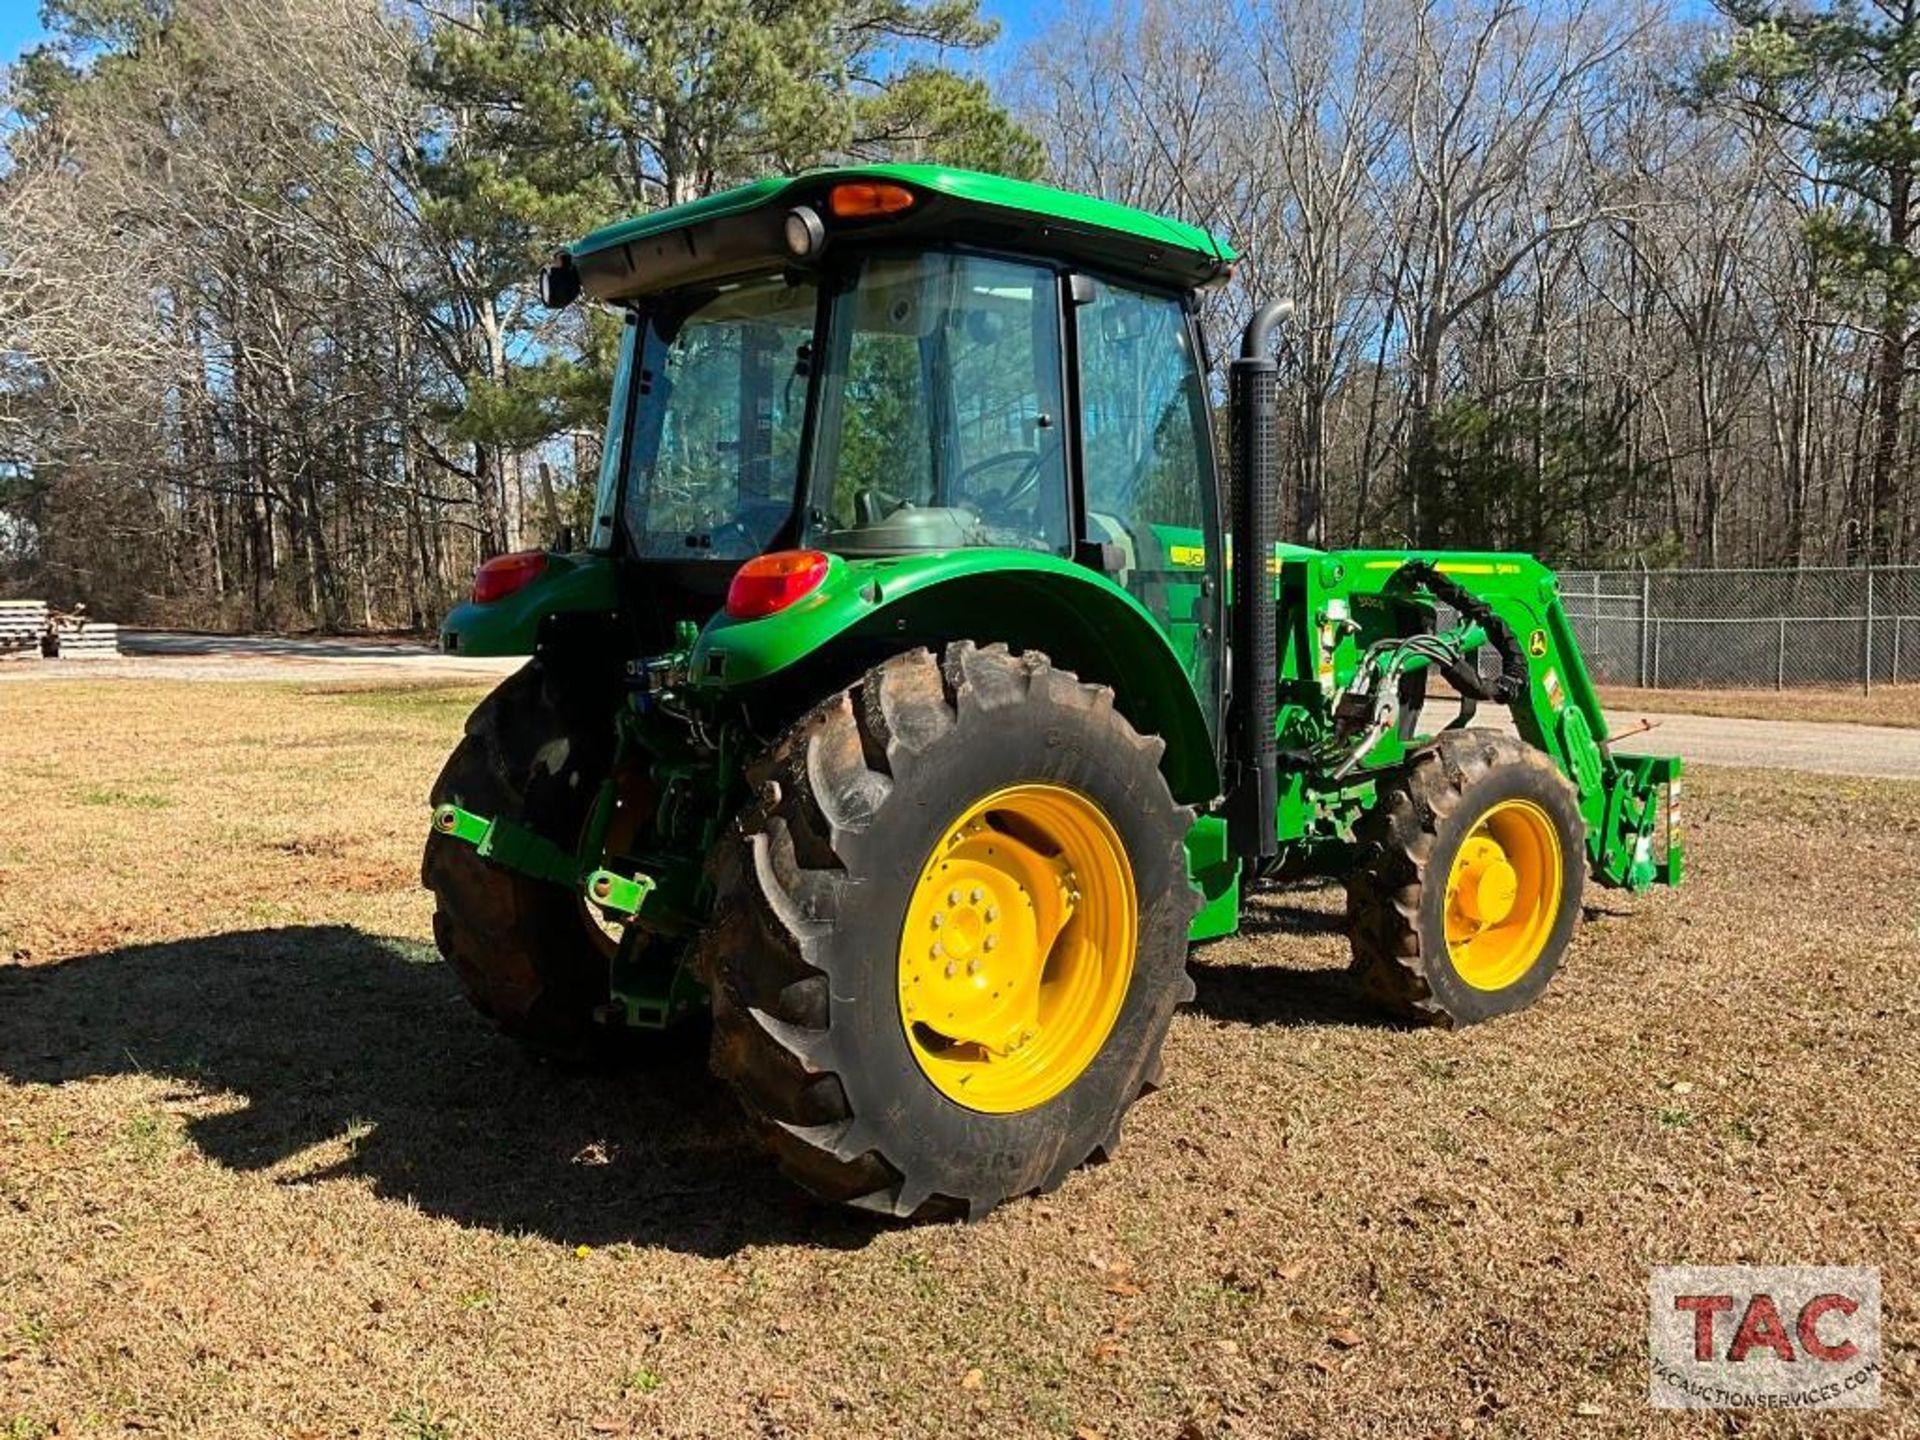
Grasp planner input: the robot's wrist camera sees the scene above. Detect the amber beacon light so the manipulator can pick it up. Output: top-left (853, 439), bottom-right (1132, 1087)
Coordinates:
top-left (827, 181), bottom-right (916, 218)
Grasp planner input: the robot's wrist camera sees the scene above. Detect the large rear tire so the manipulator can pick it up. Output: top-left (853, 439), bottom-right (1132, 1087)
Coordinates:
top-left (421, 660), bottom-right (619, 1061)
top-left (1346, 729), bottom-right (1586, 1026)
top-left (696, 642), bottom-right (1198, 1220)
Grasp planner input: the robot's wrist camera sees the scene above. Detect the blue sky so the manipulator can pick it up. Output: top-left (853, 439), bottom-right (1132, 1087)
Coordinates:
top-left (0, 3), bottom-right (46, 64)
top-left (0, 3), bottom-right (1048, 67)
top-left (0, 3), bottom-right (1737, 72)
top-left (981, 0), bottom-right (1047, 51)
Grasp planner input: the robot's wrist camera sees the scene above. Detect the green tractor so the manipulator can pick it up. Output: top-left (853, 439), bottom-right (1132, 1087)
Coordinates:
top-left (425, 166), bottom-right (1682, 1219)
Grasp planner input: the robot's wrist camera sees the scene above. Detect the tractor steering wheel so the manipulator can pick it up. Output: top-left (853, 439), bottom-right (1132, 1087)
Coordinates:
top-left (958, 449), bottom-right (1045, 517)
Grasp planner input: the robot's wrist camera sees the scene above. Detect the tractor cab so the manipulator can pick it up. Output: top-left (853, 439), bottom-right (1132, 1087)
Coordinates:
top-left (586, 166), bottom-right (1228, 637)
top-left (449, 166), bottom-right (1234, 702)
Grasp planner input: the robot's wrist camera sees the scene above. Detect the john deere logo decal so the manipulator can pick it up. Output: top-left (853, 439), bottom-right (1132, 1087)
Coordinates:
top-left (1528, 629), bottom-right (1549, 658)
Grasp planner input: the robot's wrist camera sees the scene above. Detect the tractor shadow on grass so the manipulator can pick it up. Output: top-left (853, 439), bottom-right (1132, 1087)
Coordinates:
top-left (1186, 955), bottom-right (1409, 1030)
top-left (1185, 882), bottom-right (1414, 1031)
top-left (0, 926), bottom-right (878, 1257)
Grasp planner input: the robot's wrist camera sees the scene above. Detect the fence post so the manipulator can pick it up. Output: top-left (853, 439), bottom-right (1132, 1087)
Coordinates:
top-left (1778, 616), bottom-right (1787, 691)
top-left (1895, 613), bottom-right (1903, 686)
top-left (1638, 570), bottom-right (1650, 688)
top-left (1594, 573), bottom-right (1604, 680)
top-left (1652, 617), bottom-right (1662, 689)
top-left (1864, 568), bottom-right (1875, 695)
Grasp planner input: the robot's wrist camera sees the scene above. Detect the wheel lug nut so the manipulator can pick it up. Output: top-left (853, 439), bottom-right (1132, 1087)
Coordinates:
top-left (984, 936), bottom-right (998, 952)
top-left (969, 887), bottom-right (983, 903)
top-left (967, 958), bottom-right (982, 975)
top-left (944, 962), bottom-right (957, 978)
top-left (948, 889), bottom-right (961, 907)
top-left (930, 913), bottom-right (943, 929)
top-left (930, 941), bottom-right (943, 958)
top-left (984, 905), bottom-right (999, 922)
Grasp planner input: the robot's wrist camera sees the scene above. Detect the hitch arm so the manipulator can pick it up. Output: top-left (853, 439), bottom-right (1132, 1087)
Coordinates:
top-left (430, 802), bottom-right (659, 920)
top-left (431, 803), bottom-right (580, 887)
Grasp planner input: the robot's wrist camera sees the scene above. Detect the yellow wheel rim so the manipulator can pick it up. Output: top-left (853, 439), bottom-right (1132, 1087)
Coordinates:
top-left (1443, 799), bottom-right (1562, 991)
top-left (897, 783), bottom-right (1136, 1114)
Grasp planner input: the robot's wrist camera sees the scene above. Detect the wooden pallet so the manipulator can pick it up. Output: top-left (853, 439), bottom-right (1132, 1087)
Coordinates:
top-left (57, 624), bottom-right (121, 659)
top-left (0, 601), bottom-right (121, 658)
top-left (0, 600), bottom-right (51, 655)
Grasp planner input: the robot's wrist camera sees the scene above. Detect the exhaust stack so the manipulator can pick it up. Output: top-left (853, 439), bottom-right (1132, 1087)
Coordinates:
top-left (1228, 299), bottom-right (1292, 866)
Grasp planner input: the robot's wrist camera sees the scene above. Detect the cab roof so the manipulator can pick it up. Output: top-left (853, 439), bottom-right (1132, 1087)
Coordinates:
top-left (567, 164), bottom-right (1235, 300)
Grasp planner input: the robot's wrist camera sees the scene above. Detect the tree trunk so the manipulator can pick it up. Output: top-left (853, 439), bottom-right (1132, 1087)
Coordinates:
top-left (1408, 317), bottom-right (1446, 546)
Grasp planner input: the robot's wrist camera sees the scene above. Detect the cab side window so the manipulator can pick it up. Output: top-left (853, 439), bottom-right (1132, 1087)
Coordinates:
top-left (1076, 282), bottom-right (1217, 699)
top-left (811, 253), bottom-right (1070, 555)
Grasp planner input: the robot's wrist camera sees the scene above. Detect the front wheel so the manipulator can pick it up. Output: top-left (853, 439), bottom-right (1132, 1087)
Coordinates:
top-left (1346, 729), bottom-right (1586, 1026)
top-left (696, 642), bottom-right (1198, 1220)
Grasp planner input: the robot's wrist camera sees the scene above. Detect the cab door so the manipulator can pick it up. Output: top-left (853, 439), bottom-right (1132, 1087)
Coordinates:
top-left (1073, 279), bottom-right (1224, 737)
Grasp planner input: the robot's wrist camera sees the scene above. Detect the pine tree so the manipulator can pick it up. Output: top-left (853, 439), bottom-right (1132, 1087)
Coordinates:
top-left (417, 0), bottom-right (1041, 509)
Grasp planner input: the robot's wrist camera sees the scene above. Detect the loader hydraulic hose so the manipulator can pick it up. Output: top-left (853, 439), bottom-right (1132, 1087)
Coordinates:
top-left (1392, 559), bottom-right (1528, 704)
top-left (1228, 299), bottom-right (1293, 866)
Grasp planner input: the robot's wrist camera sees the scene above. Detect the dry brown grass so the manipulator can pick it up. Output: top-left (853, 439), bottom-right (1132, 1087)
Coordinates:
top-left (2, 678), bottom-right (1916, 1438)
top-left (1596, 682), bottom-right (1920, 730)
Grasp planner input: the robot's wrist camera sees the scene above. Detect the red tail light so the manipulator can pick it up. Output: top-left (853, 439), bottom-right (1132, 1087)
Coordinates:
top-left (725, 550), bottom-right (831, 619)
top-left (471, 550), bottom-right (547, 604)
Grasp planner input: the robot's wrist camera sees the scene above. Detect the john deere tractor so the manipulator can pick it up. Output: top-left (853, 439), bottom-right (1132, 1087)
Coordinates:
top-left (425, 166), bottom-right (1682, 1219)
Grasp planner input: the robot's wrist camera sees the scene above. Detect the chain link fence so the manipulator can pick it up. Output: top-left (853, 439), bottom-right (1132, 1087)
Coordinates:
top-left (1558, 567), bottom-right (1920, 690)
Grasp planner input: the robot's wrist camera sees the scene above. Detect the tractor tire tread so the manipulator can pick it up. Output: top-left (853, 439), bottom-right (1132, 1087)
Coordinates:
top-left (1345, 728), bottom-right (1583, 1028)
top-left (695, 641), bottom-right (1197, 1221)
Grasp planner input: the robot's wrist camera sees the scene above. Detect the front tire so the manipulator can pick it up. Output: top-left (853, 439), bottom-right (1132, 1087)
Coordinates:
top-left (1346, 729), bottom-right (1586, 1026)
top-left (696, 642), bottom-right (1198, 1220)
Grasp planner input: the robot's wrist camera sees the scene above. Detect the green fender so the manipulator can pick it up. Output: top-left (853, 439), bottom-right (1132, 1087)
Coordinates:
top-left (437, 553), bottom-right (619, 656)
top-left (691, 550), bottom-right (1222, 804)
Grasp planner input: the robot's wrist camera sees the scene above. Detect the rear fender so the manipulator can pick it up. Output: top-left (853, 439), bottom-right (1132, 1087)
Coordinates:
top-left (438, 553), bottom-right (619, 657)
top-left (690, 551), bottom-right (1221, 804)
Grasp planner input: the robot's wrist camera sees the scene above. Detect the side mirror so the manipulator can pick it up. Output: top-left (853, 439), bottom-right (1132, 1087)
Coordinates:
top-left (538, 253), bottom-right (581, 309)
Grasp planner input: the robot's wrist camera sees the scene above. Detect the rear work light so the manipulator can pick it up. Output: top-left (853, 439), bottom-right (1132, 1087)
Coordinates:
top-left (827, 181), bottom-right (916, 218)
top-left (785, 205), bottom-right (827, 258)
top-left (726, 550), bottom-right (831, 620)
top-left (471, 550), bottom-right (547, 604)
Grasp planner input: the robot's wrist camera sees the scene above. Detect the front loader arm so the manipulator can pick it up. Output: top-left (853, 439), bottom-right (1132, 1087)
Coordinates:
top-left (1316, 551), bottom-right (1682, 893)
top-left (1469, 566), bottom-right (1681, 892)
top-left (1512, 576), bottom-right (1681, 890)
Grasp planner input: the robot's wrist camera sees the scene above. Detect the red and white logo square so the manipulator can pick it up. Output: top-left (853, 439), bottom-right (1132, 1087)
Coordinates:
top-left (1649, 1265), bottom-right (1880, 1409)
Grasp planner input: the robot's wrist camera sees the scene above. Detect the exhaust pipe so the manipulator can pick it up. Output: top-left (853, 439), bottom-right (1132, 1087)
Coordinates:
top-left (1229, 299), bottom-right (1292, 866)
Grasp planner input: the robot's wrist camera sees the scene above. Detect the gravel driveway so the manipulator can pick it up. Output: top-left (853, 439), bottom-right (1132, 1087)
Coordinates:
top-left (1590, 708), bottom-right (1920, 780)
top-left (0, 629), bottom-right (522, 683)
top-left (1423, 695), bottom-right (1920, 781)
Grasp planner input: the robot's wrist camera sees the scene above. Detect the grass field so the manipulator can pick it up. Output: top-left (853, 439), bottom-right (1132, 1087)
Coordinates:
top-left (2, 678), bottom-right (1915, 1438)
top-left (1596, 682), bottom-right (1920, 730)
